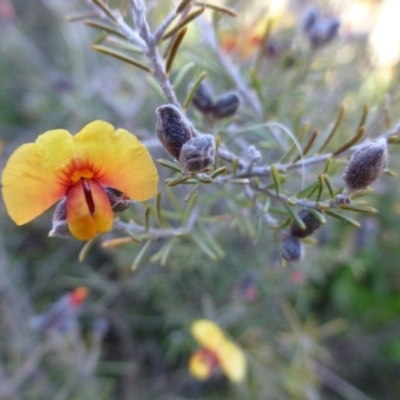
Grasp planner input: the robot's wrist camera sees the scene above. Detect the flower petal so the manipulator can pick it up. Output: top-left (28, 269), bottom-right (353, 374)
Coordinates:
top-left (66, 179), bottom-right (113, 240)
top-left (1, 129), bottom-right (74, 225)
top-left (217, 339), bottom-right (246, 383)
top-left (188, 350), bottom-right (213, 381)
top-left (191, 319), bottom-right (225, 351)
top-left (74, 121), bottom-right (158, 201)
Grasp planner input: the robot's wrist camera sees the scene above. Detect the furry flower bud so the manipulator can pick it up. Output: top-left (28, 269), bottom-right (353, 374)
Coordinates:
top-left (49, 198), bottom-right (73, 238)
top-left (302, 6), bottom-right (319, 32)
top-left (211, 92), bottom-right (240, 119)
top-left (192, 82), bottom-right (214, 114)
top-left (290, 209), bottom-right (321, 238)
top-left (156, 104), bottom-right (193, 159)
top-left (280, 235), bottom-right (304, 264)
top-left (308, 18), bottom-right (340, 48)
top-left (104, 187), bottom-right (131, 213)
top-left (179, 134), bottom-right (216, 174)
top-left (343, 138), bottom-right (388, 194)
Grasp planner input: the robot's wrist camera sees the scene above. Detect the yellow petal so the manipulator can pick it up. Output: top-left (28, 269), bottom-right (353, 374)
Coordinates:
top-left (188, 350), bottom-right (213, 381)
top-left (66, 179), bottom-right (113, 240)
top-left (1, 129), bottom-right (74, 225)
top-left (217, 339), bottom-right (246, 383)
top-left (74, 121), bottom-right (159, 201)
top-left (191, 319), bottom-right (225, 351)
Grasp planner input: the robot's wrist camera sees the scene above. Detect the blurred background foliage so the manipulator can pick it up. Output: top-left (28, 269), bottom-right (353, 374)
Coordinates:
top-left (1, 0), bottom-right (400, 399)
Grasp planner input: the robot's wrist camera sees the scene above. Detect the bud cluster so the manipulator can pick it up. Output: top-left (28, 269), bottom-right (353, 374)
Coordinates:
top-left (192, 82), bottom-right (240, 119)
top-left (156, 104), bottom-right (216, 174)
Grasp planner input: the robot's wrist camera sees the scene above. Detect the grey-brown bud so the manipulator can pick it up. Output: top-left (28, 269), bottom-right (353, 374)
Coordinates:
top-left (104, 187), bottom-right (131, 213)
top-left (343, 138), bottom-right (388, 194)
top-left (302, 6), bottom-right (319, 32)
top-left (290, 209), bottom-right (321, 238)
top-left (211, 92), bottom-right (240, 119)
top-left (192, 82), bottom-right (214, 114)
top-left (308, 18), bottom-right (340, 48)
top-left (49, 198), bottom-right (72, 238)
top-left (280, 235), bottom-right (304, 264)
top-left (156, 104), bottom-right (193, 159)
top-left (178, 134), bottom-right (216, 174)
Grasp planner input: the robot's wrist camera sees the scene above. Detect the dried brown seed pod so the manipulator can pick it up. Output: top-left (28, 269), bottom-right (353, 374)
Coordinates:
top-left (290, 209), bottom-right (322, 238)
top-left (156, 104), bottom-right (193, 159)
top-left (178, 134), bottom-right (216, 174)
top-left (343, 138), bottom-right (388, 194)
top-left (192, 82), bottom-right (214, 114)
top-left (280, 235), bottom-right (304, 264)
top-left (211, 91), bottom-right (240, 119)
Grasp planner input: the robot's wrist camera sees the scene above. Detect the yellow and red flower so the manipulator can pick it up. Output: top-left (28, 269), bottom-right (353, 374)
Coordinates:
top-left (189, 319), bottom-right (246, 383)
top-left (1, 120), bottom-right (158, 240)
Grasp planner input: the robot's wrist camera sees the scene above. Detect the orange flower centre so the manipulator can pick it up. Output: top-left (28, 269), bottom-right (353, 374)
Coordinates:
top-left (197, 347), bottom-right (220, 371)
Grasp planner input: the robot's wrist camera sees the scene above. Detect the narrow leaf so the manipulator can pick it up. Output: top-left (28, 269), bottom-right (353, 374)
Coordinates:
top-left (194, 2), bottom-right (237, 17)
top-left (102, 236), bottom-right (133, 248)
top-left (322, 173), bottom-right (335, 198)
top-left (144, 206), bottom-right (151, 231)
top-left (284, 205), bottom-right (306, 230)
top-left (84, 20), bottom-right (127, 38)
top-left (325, 210), bottom-right (361, 228)
top-left (92, 45), bottom-right (151, 72)
top-left (317, 105), bottom-right (345, 153)
top-left (163, 7), bottom-right (205, 40)
top-left (79, 236), bottom-right (98, 262)
top-left (165, 27), bottom-right (188, 75)
top-left (293, 128), bottom-right (319, 162)
top-left (332, 126), bottom-right (366, 157)
top-left (147, 76), bottom-right (168, 101)
top-left (156, 192), bottom-right (165, 227)
top-left (270, 164), bottom-right (281, 195)
top-left (157, 158), bottom-right (182, 172)
top-left (211, 166), bottom-right (227, 178)
top-left (192, 232), bottom-right (218, 260)
top-left (338, 204), bottom-right (378, 214)
top-left (316, 174), bottom-right (324, 202)
top-left (196, 173), bottom-right (213, 184)
top-left (131, 240), bottom-right (152, 270)
top-left (307, 208), bottom-right (327, 224)
top-left (296, 182), bottom-right (318, 199)
top-left (173, 62), bottom-right (195, 89)
top-left (166, 175), bottom-right (191, 186)
top-left (184, 182), bottom-right (200, 202)
top-left (91, 0), bottom-right (117, 22)
top-left (183, 70), bottom-right (208, 110)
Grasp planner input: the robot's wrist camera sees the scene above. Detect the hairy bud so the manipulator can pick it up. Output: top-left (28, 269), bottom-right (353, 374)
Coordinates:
top-left (179, 134), bottom-right (216, 174)
top-left (104, 187), bottom-right (131, 212)
top-left (290, 209), bottom-right (321, 238)
top-left (302, 6), bottom-right (319, 32)
top-left (156, 104), bottom-right (193, 159)
top-left (192, 82), bottom-right (214, 114)
top-left (211, 92), bottom-right (240, 119)
top-left (308, 18), bottom-right (340, 48)
top-left (49, 198), bottom-right (72, 238)
top-left (343, 138), bottom-right (388, 194)
top-left (280, 235), bottom-right (304, 264)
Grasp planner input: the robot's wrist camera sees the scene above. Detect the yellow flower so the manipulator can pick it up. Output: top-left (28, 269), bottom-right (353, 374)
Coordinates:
top-left (1, 120), bottom-right (158, 240)
top-left (189, 319), bottom-right (246, 383)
